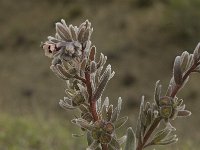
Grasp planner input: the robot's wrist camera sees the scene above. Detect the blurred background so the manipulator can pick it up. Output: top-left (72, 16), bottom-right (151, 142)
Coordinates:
top-left (0, 0), bottom-right (200, 149)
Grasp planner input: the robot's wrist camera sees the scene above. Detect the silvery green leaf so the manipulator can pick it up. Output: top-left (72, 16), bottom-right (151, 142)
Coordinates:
top-left (79, 104), bottom-right (88, 113)
top-left (77, 83), bottom-right (88, 102)
top-left (102, 56), bottom-right (107, 67)
top-left (107, 105), bottom-right (113, 121)
top-left (146, 109), bottom-right (152, 127)
top-left (117, 97), bottom-right (122, 115)
top-left (87, 132), bottom-right (93, 146)
top-left (82, 112), bottom-right (93, 122)
top-left (81, 58), bottom-right (87, 71)
top-left (177, 104), bottom-right (185, 110)
top-left (152, 128), bottom-right (172, 144)
top-left (109, 137), bottom-right (120, 150)
top-left (69, 24), bottom-right (77, 41)
top-left (82, 28), bottom-right (92, 43)
top-left (59, 99), bottom-right (75, 110)
top-left (56, 22), bottom-right (72, 41)
top-left (136, 120), bottom-right (141, 140)
top-left (56, 64), bottom-right (74, 78)
top-left (65, 89), bottom-right (75, 98)
top-left (91, 73), bottom-right (96, 93)
top-left (87, 141), bottom-right (99, 150)
top-left (89, 46), bottom-right (96, 61)
top-left (96, 66), bottom-right (103, 83)
top-left (180, 51), bottom-right (190, 73)
top-left (177, 110), bottom-right (191, 117)
top-left (171, 108), bottom-right (179, 120)
top-left (50, 65), bottom-right (68, 80)
top-left (181, 76), bottom-right (189, 90)
top-left (78, 27), bottom-right (85, 42)
top-left (55, 32), bottom-right (61, 40)
top-left (48, 36), bottom-right (61, 43)
top-left (101, 105), bottom-right (107, 121)
top-left (114, 116), bottom-right (128, 129)
top-left (111, 97), bottom-right (122, 122)
top-left (193, 42), bottom-right (200, 63)
top-left (156, 135), bottom-right (178, 145)
top-left (90, 61), bottom-right (97, 73)
top-left (102, 97), bottom-right (109, 108)
top-left (110, 71), bottom-right (115, 79)
top-left (176, 99), bottom-right (183, 106)
top-left (93, 65), bottom-right (111, 101)
top-left (186, 54), bottom-right (194, 70)
top-left (118, 135), bottom-right (127, 145)
top-left (140, 111), bottom-right (146, 128)
top-left (125, 127), bottom-right (136, 150)
top-left (173, 56), bottom-right (182, 85)
top-left (71, 118), bottom-right (93, 131)
top-left (136, 96), bottom-right (144, 139)
top-left (154, 80), bottom-right (161, 105)
top-left (139, 96), bottom-right (145, 119)
top-left (96, 98), bottom-right (102, 113)
top-left (111, 107), bottom-right (118, 123)
top-left (97, 53), bottom-right (104, 68)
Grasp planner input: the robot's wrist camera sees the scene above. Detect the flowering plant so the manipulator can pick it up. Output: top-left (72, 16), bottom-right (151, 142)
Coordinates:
top-left (42, 20), bottom-right (200, 150)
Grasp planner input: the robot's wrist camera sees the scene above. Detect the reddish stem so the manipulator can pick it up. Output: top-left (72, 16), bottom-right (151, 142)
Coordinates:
top-left (136, 118), bottom-right (161, 150)
top-left (85, 72), bottom-right (98, 121)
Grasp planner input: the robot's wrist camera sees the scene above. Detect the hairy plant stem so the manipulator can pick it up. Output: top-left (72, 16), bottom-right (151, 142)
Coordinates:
top-left (85, 72), bottom-right (99, 121)
top-left (136, 117), bottom-right (161, 150)
top-left (85, 72), bottom-right (108, 150)
top-left (136, 62), bottom-right (200, 150)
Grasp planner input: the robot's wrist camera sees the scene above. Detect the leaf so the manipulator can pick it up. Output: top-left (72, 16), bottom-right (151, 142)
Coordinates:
top-left (89, 46), bottom-right (96, 61)
top-left (118, 135), bottom-right (127, 145)
top-left (78, 27), bottom-right (85, 42)
top-left (56, 22), bottom-right (72, 41)
top-left (56, 64), bottom-right (74, 78)
top-left (50, 65), bottom-right (68, 80)
top-left (69, 24), bottom-right (77, 41)
top-left (101, 105), bottom-right (107, 121)
top-left (87, 132), bottom-right (93, 146)
top-left (177, 110), bottom-right (192, 117)
top-left (59, 98), bottom-right (75, 110)
top-left (193, 42), bottom-right (200, 63)
top-left (125, 127), bottom-right (136, 150)
top-left (111, 97), bottom-right (122, 122)
top-left (156, 135), bottom-right (178, 145)
top-left (90, 61), bottom-right (97, 73)
top-left (107, 105), bottom-right (113, 121)
top-left (173, 56), bottom-right (182, 85)
top-left (92, 65), bottom-right (111, 101)
top-left (180, 51), bottom-right (189, 72)
top-left (154, 80), bottom-right (161, 105)
top-left (71, 118), bottom-right (93, 131)
top-left (114, 116), bottom-right (128, 129)
top-left (152, 128), bottom-right (172, 144)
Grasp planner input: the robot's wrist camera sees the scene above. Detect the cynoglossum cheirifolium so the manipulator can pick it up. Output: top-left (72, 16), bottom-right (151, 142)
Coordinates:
top-left (42, 19), bottom-right (200, 150)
